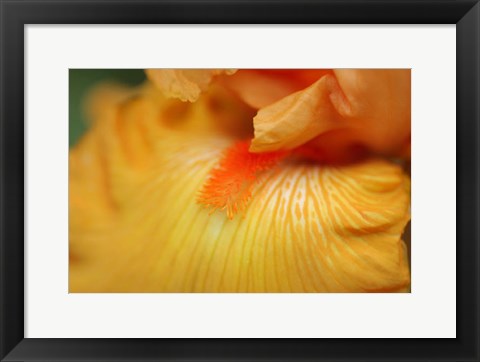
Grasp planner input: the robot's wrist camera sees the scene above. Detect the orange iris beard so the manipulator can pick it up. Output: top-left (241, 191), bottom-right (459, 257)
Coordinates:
top-left (198, 140), bottom-right (288, 219)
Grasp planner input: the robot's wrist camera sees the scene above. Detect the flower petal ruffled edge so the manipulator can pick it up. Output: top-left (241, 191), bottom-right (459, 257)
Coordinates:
top-left (146, 69), bottom-right (237, 102)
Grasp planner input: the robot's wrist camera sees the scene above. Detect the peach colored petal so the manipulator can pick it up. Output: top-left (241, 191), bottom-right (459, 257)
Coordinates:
top-left (222, 69), bottom-right (331, 109)
top-left (333, 69), bottom-right (411, 154)
top-left (146, 69), bottom-right (236, 102)
top-left (250, 73), bottom-right (343, 152)
top-left (250, 69), bottom-right (411, 158)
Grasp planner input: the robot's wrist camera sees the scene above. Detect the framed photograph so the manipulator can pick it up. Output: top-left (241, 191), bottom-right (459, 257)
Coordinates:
top-left (1, 0), bottom-right (478, 361)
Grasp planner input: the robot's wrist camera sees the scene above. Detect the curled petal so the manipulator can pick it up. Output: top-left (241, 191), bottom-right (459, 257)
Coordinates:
top-left (250, 74), bottom-right (343, 152)
top-left (251, 69), bottom-right (411, 158)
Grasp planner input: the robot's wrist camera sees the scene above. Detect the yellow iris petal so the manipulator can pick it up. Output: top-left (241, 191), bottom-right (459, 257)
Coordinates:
top-left (69, 86), bottom-right (410, 293)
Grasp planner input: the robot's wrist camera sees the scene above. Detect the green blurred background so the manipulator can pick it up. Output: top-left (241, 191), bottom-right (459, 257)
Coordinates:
top-left (69, 69), bottom-right (146, 147)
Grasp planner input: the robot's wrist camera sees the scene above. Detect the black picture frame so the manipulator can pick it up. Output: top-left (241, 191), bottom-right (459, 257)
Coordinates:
top-left (1, 1), bottom-right (479, 361)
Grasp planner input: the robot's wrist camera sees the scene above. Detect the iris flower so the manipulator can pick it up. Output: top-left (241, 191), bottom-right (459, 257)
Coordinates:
top-left (69, 69), bottom-right (411, 293)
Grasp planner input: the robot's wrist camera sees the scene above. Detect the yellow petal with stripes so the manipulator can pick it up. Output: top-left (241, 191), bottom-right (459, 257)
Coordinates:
top-left (70, 91), bottom-right (410, 292)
